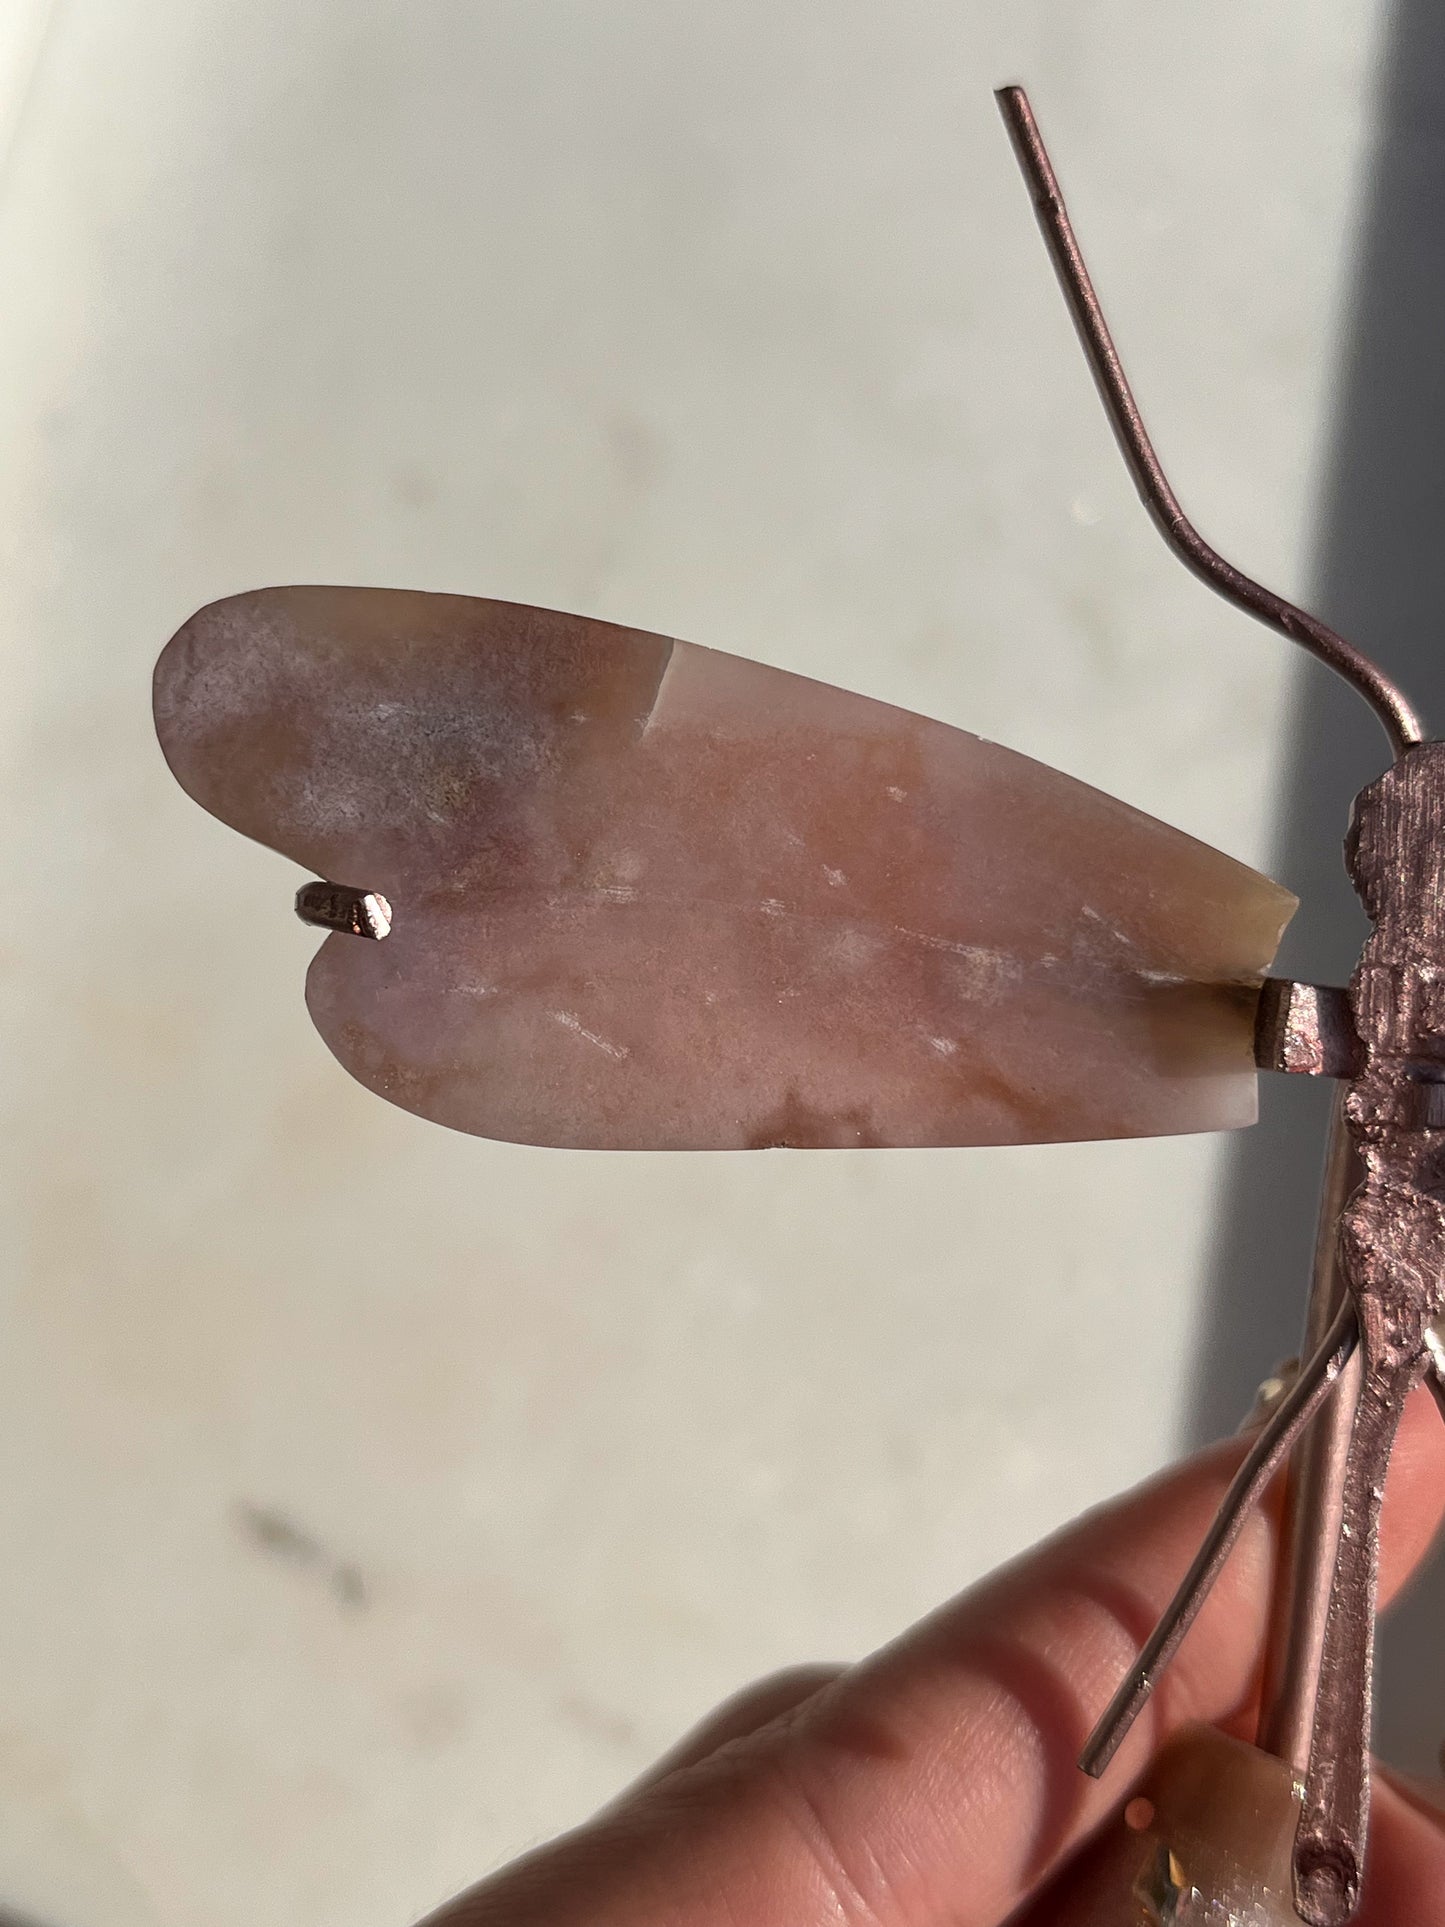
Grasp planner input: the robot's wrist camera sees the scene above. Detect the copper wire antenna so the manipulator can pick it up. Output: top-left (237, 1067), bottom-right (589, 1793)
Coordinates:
top-left (995, 84), bottom-right (1424, 759)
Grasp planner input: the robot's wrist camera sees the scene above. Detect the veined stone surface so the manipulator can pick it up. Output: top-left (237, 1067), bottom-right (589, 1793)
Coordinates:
top-left (154, 587), bottom-right (1295, 1149)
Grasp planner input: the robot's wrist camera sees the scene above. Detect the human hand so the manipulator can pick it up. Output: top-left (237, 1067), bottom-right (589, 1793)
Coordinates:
top-left (419, 1392), bottom-right (1445, 1926)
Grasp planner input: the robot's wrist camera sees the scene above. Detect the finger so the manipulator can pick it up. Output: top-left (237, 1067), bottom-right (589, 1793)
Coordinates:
top-left (427, 1387), bottom-right (1445, 1927)
top-left (1361, 1772), bottom-right (1445, 1924)
top-left (608, 1665), bottom-right (842, 1801)
top-left (758, 1378), bottom-right (1445, 1927)
top-left (1378, 1374), bottom-right (1445, 1605)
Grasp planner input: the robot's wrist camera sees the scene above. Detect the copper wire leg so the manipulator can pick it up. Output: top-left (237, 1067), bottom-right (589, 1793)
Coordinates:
top-left (1259, 1093), bottom-right (1363, 1776)
top-left (994, 84), bottom-right (1422, 758)
top-left (1079, 1299), bottom-right (1359, 1779)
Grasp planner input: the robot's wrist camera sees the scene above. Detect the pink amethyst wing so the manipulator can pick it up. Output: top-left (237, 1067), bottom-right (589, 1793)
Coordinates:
top-left (153, 587), bottom-right (1295, 1149)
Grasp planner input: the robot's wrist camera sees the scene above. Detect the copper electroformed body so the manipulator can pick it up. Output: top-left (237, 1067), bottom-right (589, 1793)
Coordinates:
top-left (274, 87), bottom-right (1444, 1927)
top-left (994, 85), bottom-right (1445, 1927)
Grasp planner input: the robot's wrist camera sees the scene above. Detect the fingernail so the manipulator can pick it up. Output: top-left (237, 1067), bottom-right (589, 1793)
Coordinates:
top-left (1237, 1358), bottom-right (1300, 1437)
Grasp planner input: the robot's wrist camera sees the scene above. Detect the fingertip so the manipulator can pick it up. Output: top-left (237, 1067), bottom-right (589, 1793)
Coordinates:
top-left (1359, 1772), bottom-right (1445, 1924)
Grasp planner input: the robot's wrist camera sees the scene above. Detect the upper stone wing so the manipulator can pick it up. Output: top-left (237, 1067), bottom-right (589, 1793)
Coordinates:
top-left (154, 586), bottom-right (1295, 1150)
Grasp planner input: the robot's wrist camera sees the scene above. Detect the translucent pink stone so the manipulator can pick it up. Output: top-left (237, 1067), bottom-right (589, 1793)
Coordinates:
top-left (153, 587), bottom-right (1295, 1149)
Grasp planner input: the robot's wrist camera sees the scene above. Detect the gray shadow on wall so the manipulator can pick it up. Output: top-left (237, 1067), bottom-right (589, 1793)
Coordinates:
top-left (1186, 2), bottom-right (1445, 1772)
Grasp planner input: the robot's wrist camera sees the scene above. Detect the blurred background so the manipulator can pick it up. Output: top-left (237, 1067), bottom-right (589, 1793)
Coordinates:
top-left (3, 2), bottom-right (1444, 1923)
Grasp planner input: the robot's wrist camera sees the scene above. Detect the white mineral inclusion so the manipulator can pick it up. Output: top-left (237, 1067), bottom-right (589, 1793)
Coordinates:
top-left (154, 586), bottom-right (1296, 1149)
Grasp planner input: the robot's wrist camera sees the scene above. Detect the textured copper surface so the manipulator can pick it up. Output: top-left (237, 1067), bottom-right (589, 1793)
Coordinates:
top-left (999, 84), bottom-right (1445, 1927)
top-left (1286, 746), bottom-right (1445, 1923)
top-left (1254, 982), bottom-right (1360, 1080)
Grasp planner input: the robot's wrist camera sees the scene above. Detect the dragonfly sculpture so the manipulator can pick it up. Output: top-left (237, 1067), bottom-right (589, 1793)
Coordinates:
top-left (151, 88), bottom-right (1443, 1927)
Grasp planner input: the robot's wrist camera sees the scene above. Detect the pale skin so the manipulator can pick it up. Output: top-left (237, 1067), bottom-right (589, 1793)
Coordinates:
top-left (419, 1389), bottom-right (1445, 1927)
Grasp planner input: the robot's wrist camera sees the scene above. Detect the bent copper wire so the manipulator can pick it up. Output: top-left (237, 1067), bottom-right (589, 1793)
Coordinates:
top-left (1078, 1295), bottom-right (1359, 1779)
top-left (995, 85), bottom-right (1423, 760)
top-left (999, 87), bottom-right (1445, 1927)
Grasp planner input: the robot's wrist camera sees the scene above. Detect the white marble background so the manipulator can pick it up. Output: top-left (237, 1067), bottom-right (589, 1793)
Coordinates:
top-left (0, 4), bottom-right (1414, 1925)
